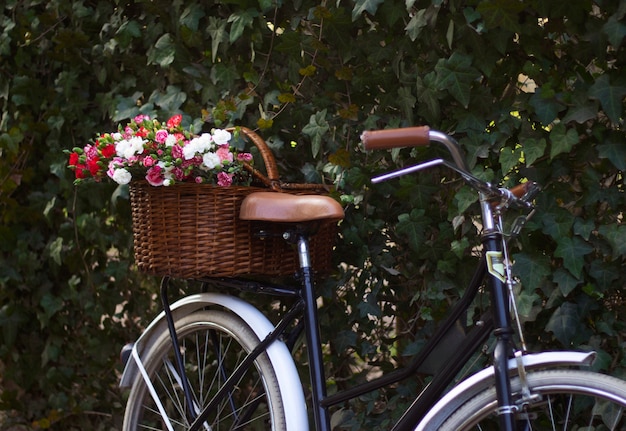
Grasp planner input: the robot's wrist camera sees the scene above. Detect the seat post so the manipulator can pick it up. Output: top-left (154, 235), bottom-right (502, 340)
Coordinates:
top-left (296, 233), bottom-right (331, 431)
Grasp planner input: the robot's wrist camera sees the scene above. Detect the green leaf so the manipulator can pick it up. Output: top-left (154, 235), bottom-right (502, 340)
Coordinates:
top-left (435, 53), bottom-right (480, 108)
top-left (546, 302), bottom-right (580, 346)
top-left (397, 86), bottom-right (416, 124)
top-left (396, 209), bottom-right (428, 252)
top-left (598, 224), bottom-right (626, 258)
top-left (552, 268), bottom-right (580, 297)
top-left (149, 85), bottom-right (187, 114)
top-left (520, 137), bottom-right (546, 166)
top-left (47, 237), bottom-right (63, 266)
top-left (549, 124), bottom-right (578, 159)
top-left (208, 17), bottom-right (228, 63)
top-left (147, 33), bottom-right (176, 67)
top-left (352, 0), bottom-right (385, 21)
top-left (476, 0), bottom-right (525, 33)
top-left (512, 252), bottom-right (551, 291)
top-left (180, 4), bottom-right (206, 31)
top-left (603, 14), bottom-right (626, 48)
top-left (499, 145), bottom-right (522, 174)
top-left (529, 88), bottom-right (562, 125)
top-left (302, 109), bottom-right (329, 158)
top-left (554, 236), bottom-right (593, 279)
top-left (405, 9), bottom-right (427, 41)
top-left (597, 139), bottom-right (626, 171)
top-left (228, 9), bottom-right (259, 43)
top-left (540, 210), bottom-right (573, 240)
top-left (588, 75), bottom-right (626, 124)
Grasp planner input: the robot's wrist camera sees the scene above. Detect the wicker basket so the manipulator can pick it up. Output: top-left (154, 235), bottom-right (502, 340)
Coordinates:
top-left (129, 127), bottom-right (337, 279)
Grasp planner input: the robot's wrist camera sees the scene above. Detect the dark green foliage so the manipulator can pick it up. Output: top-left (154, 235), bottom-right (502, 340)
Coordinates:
top-left (1, 0), bottom-right (625, 428)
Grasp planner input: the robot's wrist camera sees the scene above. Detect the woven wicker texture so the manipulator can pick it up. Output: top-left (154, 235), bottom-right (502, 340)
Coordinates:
top-left (129, 127), bottom-right (337, 278)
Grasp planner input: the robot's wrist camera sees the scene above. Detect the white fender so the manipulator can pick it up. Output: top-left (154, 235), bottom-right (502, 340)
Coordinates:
top-left (120, 292), bottom-right (309, 431)
top-left (414, 350), bottom-right (596, 430)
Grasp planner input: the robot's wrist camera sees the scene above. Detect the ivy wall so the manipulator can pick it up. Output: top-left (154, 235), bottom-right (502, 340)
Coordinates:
top-left (1, 0), bottom-right (625, 428)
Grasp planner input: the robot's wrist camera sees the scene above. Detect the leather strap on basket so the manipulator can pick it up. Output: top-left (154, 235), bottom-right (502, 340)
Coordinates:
top-left (228, 126), bottom-right (328, 193)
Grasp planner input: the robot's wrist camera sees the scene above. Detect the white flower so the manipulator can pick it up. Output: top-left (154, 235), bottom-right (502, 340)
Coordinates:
top-left (212, 129), bottom-right (231, 145)
top-left (116, 136), bottom-right (145, 159)
top-left (183, 133), bottom-right (214, 159)
top-left (202, 152), bottom-right (221, 170)
top-left (165, 134), bottom-right (177, 147)
top-left (111, 168), bottom-right (132, 185)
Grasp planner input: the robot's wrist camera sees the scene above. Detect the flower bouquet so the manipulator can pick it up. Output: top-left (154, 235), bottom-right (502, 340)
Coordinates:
top-left (67, 114), bottom-right (253, 187)
top-left (68, 114), bottom-right (336, 279)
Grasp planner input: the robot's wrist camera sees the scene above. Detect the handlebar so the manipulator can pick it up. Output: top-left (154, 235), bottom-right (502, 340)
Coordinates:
top-left (361, 127), bottom-right (540, 211)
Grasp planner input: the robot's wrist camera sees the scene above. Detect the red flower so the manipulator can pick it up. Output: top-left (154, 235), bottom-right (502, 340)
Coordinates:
top-left (167, 114), bottom-right (182, 129)
top-left (69, 152), bottom-right (80, 167)
top-left (100, 144), bottom-right (116, 158)
top-left (136, 127), bottom-right (149, 138)
top-left (74, 164), bottom-right (87, 179)
top-left (87, 157), bottom-right (100, 176)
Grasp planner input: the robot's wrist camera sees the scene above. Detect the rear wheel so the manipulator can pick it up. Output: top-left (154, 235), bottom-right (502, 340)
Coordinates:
top-left (123, 310), bottom-right (286, 430)
top-left (440, 369), bottom-right (626, 430)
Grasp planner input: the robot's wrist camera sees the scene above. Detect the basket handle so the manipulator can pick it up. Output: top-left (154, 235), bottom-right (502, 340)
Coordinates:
top-left (227, 126), bottom-right (282, 191)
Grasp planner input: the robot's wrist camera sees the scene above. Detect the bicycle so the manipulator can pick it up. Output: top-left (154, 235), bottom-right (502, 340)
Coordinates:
top-left (119, 126), bottom-right (626, 430)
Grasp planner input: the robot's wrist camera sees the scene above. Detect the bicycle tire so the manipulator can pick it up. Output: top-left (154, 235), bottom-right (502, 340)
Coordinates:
top-left (123, 309), bottom-right (287, 431)
top-left (438, 369), bottom-right (626, 430)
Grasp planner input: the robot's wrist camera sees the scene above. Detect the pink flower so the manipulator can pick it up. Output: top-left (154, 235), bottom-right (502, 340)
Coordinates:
top-left (195, 176), bottom-right (203, 183)
top-left (145, 165), bottom-right (164, 186)
top-left (134, 114), bottom-right (150, 124)
top-left (143, 156), bottom-right (156, 167)
top-left (216, 145), bottom-right (234, 163)
top-left (217, 172), bottom-right (233, 187)
top-left (237, 153), bottom-right (253, 162)
top-left (171, 144), bottom-right (184, 160)
top-left (172, 167), bottom-right (185, 181)
top-left (155, 130), bottom-right (169, 143)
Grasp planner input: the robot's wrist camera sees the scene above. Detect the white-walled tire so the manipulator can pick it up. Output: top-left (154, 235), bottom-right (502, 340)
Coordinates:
top-left (123, 310), bottom-right (286, 430)
top-left (440, 369), bottom-right (626, 430)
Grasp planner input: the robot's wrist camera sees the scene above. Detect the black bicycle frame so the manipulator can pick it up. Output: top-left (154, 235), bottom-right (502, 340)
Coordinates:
top-left (161, 220), bottom-right (518, 431)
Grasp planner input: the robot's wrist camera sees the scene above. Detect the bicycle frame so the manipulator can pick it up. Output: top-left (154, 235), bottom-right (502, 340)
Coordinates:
top-left (121, 129), bottom-right (548, 430)
top-left (152, 201), bottom-right (517, 431)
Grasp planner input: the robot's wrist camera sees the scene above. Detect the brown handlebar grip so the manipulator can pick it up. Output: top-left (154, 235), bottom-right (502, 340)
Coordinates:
top-left (509, 182), bottom-right (536, 199)
top-left (361, 126), bottom-right (431, 150)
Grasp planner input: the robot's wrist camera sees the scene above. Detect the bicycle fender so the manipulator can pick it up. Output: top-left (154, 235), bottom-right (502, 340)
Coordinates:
top-left (414, 350), bottom-right (596, 431)
top-left (120, 292), bottom-right (309, 431)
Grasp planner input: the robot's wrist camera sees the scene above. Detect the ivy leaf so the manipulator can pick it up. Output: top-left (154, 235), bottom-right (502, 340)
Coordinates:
top-left (405, 9), bottom-right (427, 41)
top-left (302, 109), bottom-right (329, 158)
top-left (228, 9), bottom-right (259, 43)
top-left (598, 224), bottom-right (626, 258)
top-left (147, 33), bottom-right (176, 67)
top-left (180, 4), bottom-right (206, 32)
top-left (589, 75), bottom-right (626, 124)
top-left (521, 137), bottom-right (546, 166)
top-left (546, 302), bottom-right (580, 346)
top-left (552, 268), bottom-right (580, 297)
top-left (597, 139), bottom-right (626, 171)
top-left (477, 0), bottom-right (525, 33)
top-left (149, 85), bottom-right (187, 114)
top-left (603, 14), bottom-right (626, 48)
top-left (549, 124), bottom-right (578, 159)
top-left (512, 252), bottom-right (551, 291)
top-left (529, 88), bottom-right (562, 125)
top-left (540, 210), bottom-right (573, 240)
top-left (352, 0), bottom-right (384, 21)
top-left (207, 17), bottom-right (228, 63)
top-left (554, 236), bottom-right (593, 279)
top-left (396, 209), bottom-right (429, 252)
top-left (397, 86), bottom-right (416, 124)
top-left (435, 53), bottom-right (480, 108)
top-left (499, 145), bottom-right (522, 174)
